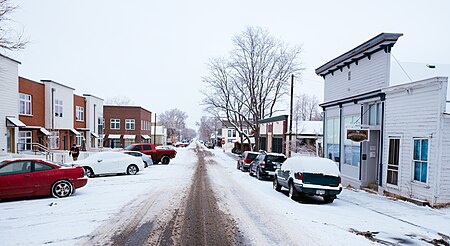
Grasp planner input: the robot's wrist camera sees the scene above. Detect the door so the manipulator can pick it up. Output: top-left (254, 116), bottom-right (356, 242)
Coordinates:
top-left (362, 130), bottom-right (379, 188)
top-left (387, 138), bottom-right (400, 186)
top-left (0, 160), bottom-right (33, 198)
top-left (31, 161), bottom-right (55, 196)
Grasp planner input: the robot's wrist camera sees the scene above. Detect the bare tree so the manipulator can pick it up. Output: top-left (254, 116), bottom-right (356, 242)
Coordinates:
top-left (197, 116), bottom-right (220, 142)
top-left (158, 108), bottom-right (188, 142)
top-left (0, 0), bottom-right (27, 51)
top-left (181, 128), bottom-right (196, 140)
top-left (105, 96), bottom-right (133, 106)
top-left (294, 93), bottom-right (322, 122)
top-left (202, 26), bottom-right (303, 149)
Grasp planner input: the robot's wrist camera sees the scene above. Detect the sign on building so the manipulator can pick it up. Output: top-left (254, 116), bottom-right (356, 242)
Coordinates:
top-left (346, 129), bottom-right (369, 142)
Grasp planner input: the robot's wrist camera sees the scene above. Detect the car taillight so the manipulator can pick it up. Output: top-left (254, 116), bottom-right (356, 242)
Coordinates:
top-left (260, 162), bottom-right (266, 168)
top-left (338, 176), bottom-right (341, 184)
top-left (294, 172), bottom-right (303, 180)
top-left (245, 158), bottom-right (252, 163)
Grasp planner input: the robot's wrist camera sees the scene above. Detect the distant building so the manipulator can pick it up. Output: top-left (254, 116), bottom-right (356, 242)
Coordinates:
top-left (103, 106), bottom-right (152, 148)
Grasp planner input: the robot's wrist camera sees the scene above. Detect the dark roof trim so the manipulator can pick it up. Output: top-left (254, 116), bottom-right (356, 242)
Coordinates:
top-left (259, 115), bottom-right (288, 124)
top-left (0, 53), bottom-right (21, 64)
top-left (41, 79), bottom-right (76, 90)
top-left (320, 90), bottom-right (384, 109)
top-left (315, 33), bottom-right (403, 76)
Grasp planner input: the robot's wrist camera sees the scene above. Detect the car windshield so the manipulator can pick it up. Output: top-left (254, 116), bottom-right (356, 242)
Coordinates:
top-left (124, 145), bottom-right (133, 150)
top-left (247, 153), bottom-right (258, 159)
top-left (267, 155), bottom-right (286, 163)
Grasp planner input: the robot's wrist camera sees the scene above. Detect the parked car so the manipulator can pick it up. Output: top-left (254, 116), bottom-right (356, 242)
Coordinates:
top-left (71, 152), bottom-right (145, 178)
top-left (249, 152), bottom-right (286, 180)
top-left (124, 143), bottom-right (176, 164)
top-left (236, 151), bottom-right (259, 172)
top-left (205, 142), bottom-right (214, 149)
top-left (121, 150), bottom-right (153, 168)
top-left (273, 156), bottom-right (342, 203)
top-left (0, 158), bottom-right (87, 199)
top-left (174, 142), bottom-right (189, 148)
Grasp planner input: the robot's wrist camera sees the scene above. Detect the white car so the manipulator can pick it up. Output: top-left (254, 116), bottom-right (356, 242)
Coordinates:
top-left (121, 150), bottom-right (153, 168)
top-left (71, 152), bottom-right (145, 178)
top-left (273, 156), bottom-right (342, 203)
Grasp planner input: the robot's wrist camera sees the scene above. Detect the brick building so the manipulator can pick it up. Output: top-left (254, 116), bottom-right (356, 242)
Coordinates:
top-left (103, 106), bottom-right (152, 148)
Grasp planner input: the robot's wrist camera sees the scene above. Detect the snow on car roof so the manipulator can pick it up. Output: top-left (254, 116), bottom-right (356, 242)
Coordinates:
top-left (283, 156), bottom-right (340, 176)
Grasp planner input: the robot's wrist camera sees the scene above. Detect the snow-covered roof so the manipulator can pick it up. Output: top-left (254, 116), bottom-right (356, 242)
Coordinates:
top-left (294, 121), bottom-right (323, 136)
top-left (390, 61), bottom-right (450, 113)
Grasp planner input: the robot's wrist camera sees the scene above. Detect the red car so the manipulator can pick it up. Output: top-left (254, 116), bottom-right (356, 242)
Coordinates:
top-left (0, 158), bottom-right (87, 200)
top-left (124, 143), bottom-right (177, 164)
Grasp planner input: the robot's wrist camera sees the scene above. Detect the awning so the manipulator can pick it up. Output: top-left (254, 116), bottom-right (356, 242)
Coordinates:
top-left (70, 128), bottom-right (81, 135)
top-left (6, 117), bottom-right (26, 127)
top-left (123, 135), bottom-right (136, 139)
top-left (91, 132), bottom-right (100, 138)
top-left (76, 128), bottom-right (90, 131)
top-left (108, 134), bottom-right (121, 139)
top-left (141, 134), bottom-right (151, 140)
top-left (40, 128), bottom-right (51, 136)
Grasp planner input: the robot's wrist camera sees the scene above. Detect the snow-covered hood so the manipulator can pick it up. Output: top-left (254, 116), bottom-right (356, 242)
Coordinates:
top-left (282, 156), bottom-right (340, 177)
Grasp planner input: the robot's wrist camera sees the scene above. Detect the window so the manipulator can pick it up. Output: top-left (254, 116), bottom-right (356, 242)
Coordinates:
top-left (143, 145), bottom-right (151, 150)
top-left (0, 161), bottom-right (32, 176)
top-left (368, 103), bottom-right (381, 126)
top-left (232, 130), bottom-right (236, 137)
top-left (344, 115), bottom-right (361, 167)
top-left (18, 131), bottom-right (32, 151)
top-left (76, 106), bottom-right (84, 121)
top-left (228, 130), bottom-right (232, 138)
top-left (34, 162), bottom-right (53, 172)
top-left (125, 119), bottom-right (135, 130)
top-left (76, 132), bottom-right (84, 146)
top-left (227, 139), bottom-right (233, 143)
top-left (326, 117), bottom-right (340, 162)
top-left (55, 100), bottom-right (63, 117)
top-left (98, 114), bottom-right (104, 135)
top-left (110, 119), bottom-right (120, 129)
top-left (387, 138), bottom-right (400, 185)
top-left (49, 131), bottom-right (60, 149)
top-left (413, 138), bottom-right (428, 183)
top-left (19, 93), bottom-right (32, 115)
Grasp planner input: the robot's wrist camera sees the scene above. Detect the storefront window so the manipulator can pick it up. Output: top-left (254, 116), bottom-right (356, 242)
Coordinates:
top-left (326, 117), bottom-right (340, 162)
top-left (344, 115), bottom-right (361, 167)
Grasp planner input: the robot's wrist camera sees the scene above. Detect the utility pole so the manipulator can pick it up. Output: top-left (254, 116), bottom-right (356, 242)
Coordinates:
top-left (288, 74), bottom-right (294, 157)
top-left (153, 113), bottom-right (157, 144)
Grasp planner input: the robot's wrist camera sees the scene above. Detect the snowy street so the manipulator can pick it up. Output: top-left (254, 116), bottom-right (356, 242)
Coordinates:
top-left (1, 144), bottom-right (449, 245)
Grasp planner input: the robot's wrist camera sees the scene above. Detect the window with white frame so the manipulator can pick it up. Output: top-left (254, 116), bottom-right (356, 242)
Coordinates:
top-left (18, 131), bottom-right (32, 151)
top-left (387, 138), bottom-right (400, 185)
top-left (343, 115), bottom-right (361, 167)
top-left (368, 103), bottom-right (381, 126)
top-left (55, 99), bottom-right (63, 117)
top-left (326, 117), bottom-right (340, 162)
top-left (76, 132), bottom-right (84, 146)
top-left (110, 119), bottom-right (120, 129)
top-left (413, 138), bottom-right (428, 183)
top-left (228, 130), bottom-right (232, 138)
top-left (49, 131), bottom-right (60, 149)
top-left (76, 106), bottom-right (84, 121)
top-left (125, 119), bottom-right (135, 130)
top-left (19, 93), bottom-right (32, 115)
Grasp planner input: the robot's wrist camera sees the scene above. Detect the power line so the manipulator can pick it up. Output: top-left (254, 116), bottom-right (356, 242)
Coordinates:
top-left (392, 53), bottom-right (413, 82)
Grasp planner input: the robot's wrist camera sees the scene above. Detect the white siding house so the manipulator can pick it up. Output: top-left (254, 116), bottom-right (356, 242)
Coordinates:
top-left (42, 80), bottom-right (76, 150)
top-left (0, 54), bottom-right (21, 154)
top-left (83, 94), bottom-right (104, 149)
top-left (317, 33), bottom-right (450, 206)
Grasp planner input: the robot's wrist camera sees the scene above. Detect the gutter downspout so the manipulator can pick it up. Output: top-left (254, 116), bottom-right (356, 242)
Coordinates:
top-left (433, 79), bottom-right (446, 206)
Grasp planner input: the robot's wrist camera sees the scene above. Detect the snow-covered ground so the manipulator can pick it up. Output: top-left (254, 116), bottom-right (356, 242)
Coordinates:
top-left (1, 145), bottom-right (449, 245)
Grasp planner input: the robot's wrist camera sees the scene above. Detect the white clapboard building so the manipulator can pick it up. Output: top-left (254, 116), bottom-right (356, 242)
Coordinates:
top-left (316, 33), bottom-right (450, 206)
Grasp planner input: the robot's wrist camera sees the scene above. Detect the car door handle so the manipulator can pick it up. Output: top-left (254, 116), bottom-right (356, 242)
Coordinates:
top-left (97, 159), bottom-right (102, 162)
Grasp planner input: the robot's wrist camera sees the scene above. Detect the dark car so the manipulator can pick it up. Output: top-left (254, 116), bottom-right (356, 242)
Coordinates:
top-left (0, 158), bottom-right (87, 199)
top-left (236, 151), bottom-right (259, 172)
top-left (249, 152), bottom-right (286, 180)
top-left (273, 156), bottom-right (342, 203)
top-left (205, 142), bottom-right (214, 149)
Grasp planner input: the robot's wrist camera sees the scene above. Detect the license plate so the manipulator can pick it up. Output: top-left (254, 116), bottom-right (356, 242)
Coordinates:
top-left (316, 190), bottom-right (325, 195)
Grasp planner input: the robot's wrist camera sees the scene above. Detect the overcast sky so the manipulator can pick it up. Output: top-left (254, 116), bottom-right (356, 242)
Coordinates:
top-left (7, 0), bottom-right (450, 128)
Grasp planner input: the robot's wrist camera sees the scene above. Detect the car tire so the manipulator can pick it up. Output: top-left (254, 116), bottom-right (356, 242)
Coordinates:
top-left (127, 164), bottom-right (139, 175)
top-left (249, 169), bottom-right (253, 176)
top-left (84, 167), bottom-right (95, 178)
top-left (236, 162), bottom-right (240, 170)
top-left (161, 156), bottom-right (170, 165)
top-left (323, 195), bottom-right (336, 203)
top-left (289, 182), bottom-right (299, 200)
top-left (273, 177), bottom-right (281, 191)
top-left (256, 168), bottom-right (263, 180)
top-left (52, 180), bottom-right (73, 198)
top-left (153, 160), bottom-right (159, 165)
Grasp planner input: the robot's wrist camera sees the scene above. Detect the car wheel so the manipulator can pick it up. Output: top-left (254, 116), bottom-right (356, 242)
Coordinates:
top-left (323, 195), bottom-right (336, 203)
top-left (84, 167), bottom-right (95, 178)
top-left (153, 160), bottom-right (159, 165)
top-left (249, 168), bottom-right (253, 176)
top-left (127, 164), bottom-right (139, 175)
top-left (161, 156), bottom-right (170, 165)
top-left (236, 162), bottom-right (240, 170)
top-left (273, 177), bottom-right (281, 192)
top-left (52, 180), bottom-right (73, 198)
top-left (256, 168), bottom-right (263, 180)
top-left (289, 182), bottom-right (298, 200)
